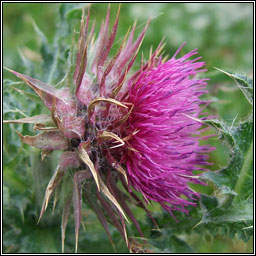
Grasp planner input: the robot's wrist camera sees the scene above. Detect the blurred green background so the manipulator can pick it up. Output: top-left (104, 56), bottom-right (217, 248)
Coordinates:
top-left (3, 3), bottom-right (253, 253)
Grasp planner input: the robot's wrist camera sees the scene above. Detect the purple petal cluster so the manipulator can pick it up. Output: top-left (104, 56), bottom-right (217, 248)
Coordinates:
top-left (123, 45), bottom-right (213, 214)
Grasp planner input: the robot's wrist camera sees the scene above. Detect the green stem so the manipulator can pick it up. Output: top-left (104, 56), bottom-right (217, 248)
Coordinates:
top-left (234, 141), bottom-right (253, 195)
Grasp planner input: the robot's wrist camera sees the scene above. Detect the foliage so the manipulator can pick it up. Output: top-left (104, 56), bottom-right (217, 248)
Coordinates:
top-left (3, 3), bottom-right (253, 253)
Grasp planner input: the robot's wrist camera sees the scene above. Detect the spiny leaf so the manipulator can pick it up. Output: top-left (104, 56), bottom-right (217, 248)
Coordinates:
top-left (232, 120), bottom-right (253, 155)
top-left (200, 195), bottom-right (253, 224)
top-left (215, 68), bottom-right (253, 105)
top-left (196, 72), bottom-right (254, 241)
top-left (202, 118), bottom-right (253, 197)
top-left (201, 119), bottom-right (234, 147)
top-left (196, 194), bottom-right (253, 242)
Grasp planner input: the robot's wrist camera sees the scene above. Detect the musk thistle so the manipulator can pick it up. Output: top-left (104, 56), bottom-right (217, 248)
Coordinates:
top-left (4, 6), bottom-right (214, 253)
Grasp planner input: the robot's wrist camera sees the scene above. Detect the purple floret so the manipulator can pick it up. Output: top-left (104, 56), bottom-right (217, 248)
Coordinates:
top-left (123, 45), bottom-right (213, 215)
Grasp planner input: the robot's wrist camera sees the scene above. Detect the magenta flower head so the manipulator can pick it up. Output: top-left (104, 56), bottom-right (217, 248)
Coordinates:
top-left (4, 6), bottom-right (214, 253)
top-left (122, 45), bottom-right (213, 217)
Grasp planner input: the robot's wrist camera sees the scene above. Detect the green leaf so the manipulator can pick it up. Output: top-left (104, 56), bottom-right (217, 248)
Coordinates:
top-left (198, 72), bottom-right (253, 241)
top-left (232, 120), bottom-right (253, 155)
top-left (202, 118), bottom-right (253, 198)
top-left (202, 119), bottom-right (240, 189)
top-left (31, 19), bottom-right (56, 84)
top-left (198, 194), bottom-right (253, 242)
top-left (18, 48), bottom-right (35, 76)
top-left (11, 86), bottom-right (41, 104)
top-left (233, 139), bottom-right (253, 199)
top-left (168, 236), bottom-right (195, 253)
top-left (142, 231), bottom-right (195, 253)
top-left (19, 228), bottom-right (60, 253)
top-left (55, 31), bottom-right (77, 93)
top-left (201, 195), bottom-right (252, 224)
top-left (201, 69), bottom-right (253, 196)
top-left (3, 167), bottom-right (27, 194)
top-left (215, 68), bottom-right (253, 105)
top-left (59, 3), bottom-right (90, 21)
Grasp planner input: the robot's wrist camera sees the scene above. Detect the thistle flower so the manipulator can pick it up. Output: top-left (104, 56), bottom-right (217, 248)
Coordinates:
top-left (4, 6), bottom-right (214, 253)
top-left (122, 45), bottom-right (214, 217)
